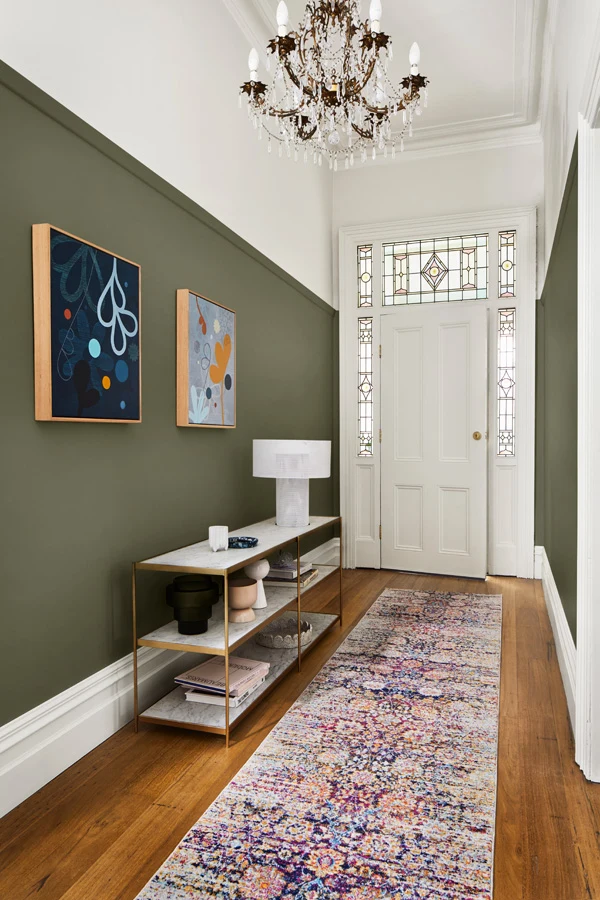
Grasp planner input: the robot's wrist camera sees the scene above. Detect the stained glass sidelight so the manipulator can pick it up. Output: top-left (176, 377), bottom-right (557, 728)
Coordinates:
top-left (499, 231), bottom-right (516, 298)
top-left (358, 318), bottom-right (373, 456)
top-left (358, 245), bottom-right (373, 307)
top-left (382, 234), bottom-right (488, 305)
top-left (498, 309), bottom-right (516, 456)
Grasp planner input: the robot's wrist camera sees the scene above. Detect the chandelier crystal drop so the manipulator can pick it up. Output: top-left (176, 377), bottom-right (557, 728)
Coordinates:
top-left (240, 0), bottom-right (429, 165)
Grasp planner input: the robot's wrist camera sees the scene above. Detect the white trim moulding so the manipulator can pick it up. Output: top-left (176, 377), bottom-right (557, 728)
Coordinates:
top-left (0, 647), bottom-right (188, 817)
top-left (576, 10), bottom-right (600, 782)
top-left (538, 546), bottom-right (576, 731)
top-left (338, 207), bottom-right (537, 577)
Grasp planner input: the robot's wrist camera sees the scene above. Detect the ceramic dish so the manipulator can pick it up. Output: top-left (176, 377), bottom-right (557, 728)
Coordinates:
top-left (228, 536), bottom-right (259, 549)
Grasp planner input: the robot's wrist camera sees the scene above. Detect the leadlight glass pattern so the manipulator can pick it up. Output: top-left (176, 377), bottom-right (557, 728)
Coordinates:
top-left (358, 318), bottom-right (373, 456)
top-left (382, 234), bottom-right (488, 305)
top-left (499, 231), bottom-right (516, 297)
top-left (358, 245), bottom-right (373, 307)
top-left (498, 309), bottom-right (516, 456)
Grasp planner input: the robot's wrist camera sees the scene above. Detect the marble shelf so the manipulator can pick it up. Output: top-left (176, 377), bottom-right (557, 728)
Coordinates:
top-left (137, 565), bottom-right (338, 655)
top-left (136, 516), bottom-right (339, 574)
top-left (139, 612), bottom-right (338, 732)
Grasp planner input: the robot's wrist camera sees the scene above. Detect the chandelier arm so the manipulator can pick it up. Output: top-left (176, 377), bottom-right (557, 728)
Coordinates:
top-left (287, 24), bottom-right (324, 102)
top-left (301, 23), bottom-right (326, 92)
top-left (283, 59), bottom-right (316, 100)
top-left (364, 99), bottom-right (407, 117)
top-left (351, 121), bottom-right (374, 141)
top-left (342, 56), bottom-right (378, 99)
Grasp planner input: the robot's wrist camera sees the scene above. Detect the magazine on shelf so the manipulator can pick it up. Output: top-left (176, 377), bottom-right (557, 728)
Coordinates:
top-left (265, 568), bottom-right (319, 588)
top-left (266, 561), bottom-right (313, 580)
top-left (184, 675), bottom-right (267, 707)
top-left (174, 656), bottom-right (270, 696)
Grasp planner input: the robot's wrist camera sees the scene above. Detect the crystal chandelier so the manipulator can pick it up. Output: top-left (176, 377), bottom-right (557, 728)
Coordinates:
top-left (240, 0), bottom-right (429, 169)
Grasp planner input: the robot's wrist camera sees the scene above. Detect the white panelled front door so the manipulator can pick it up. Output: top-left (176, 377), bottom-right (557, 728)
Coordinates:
top-left (381, 304), bottom-right (488, 577)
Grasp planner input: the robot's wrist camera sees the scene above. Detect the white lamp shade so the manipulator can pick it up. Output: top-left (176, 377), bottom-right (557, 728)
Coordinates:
top-left (253, 440), bottom-right (331, 479)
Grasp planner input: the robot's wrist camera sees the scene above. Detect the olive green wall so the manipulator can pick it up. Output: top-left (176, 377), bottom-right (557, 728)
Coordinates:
top-left (0, 63), bottom-right (337, 727)
top-left (535, 142), bottom-right (577, 641)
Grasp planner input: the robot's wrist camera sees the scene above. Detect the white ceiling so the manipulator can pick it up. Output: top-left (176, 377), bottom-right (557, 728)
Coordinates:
top-left (225, 0), bottom-right (547, 154)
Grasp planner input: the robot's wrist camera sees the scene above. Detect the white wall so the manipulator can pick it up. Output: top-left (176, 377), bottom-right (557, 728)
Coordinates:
top-left (0, 0), bottom-right (333, 303)
top-left (541, 0), bottom-right (600, 273)
top-left (333, 141), bottom-right (545, 303)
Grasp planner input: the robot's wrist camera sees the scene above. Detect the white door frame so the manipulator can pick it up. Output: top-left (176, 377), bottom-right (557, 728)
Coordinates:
top-left (576, 20), bottom-right (600, 782)
top-left (339, 207), bottom-right (537, 578)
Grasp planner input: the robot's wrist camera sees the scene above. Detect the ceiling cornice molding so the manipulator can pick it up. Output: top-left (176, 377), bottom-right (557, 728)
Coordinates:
top-left (340, 121), bottom-right (543, 169)
top-left (580, 9), bottom-right (600, 124)
top-left (518, 0), bottom-right (547, 122)
top-left (251, 0), bottom-right (278, 34)
top-left (221, 0), bottom-right (271, 62)
top-left (538, 0), bottom-right (560, 127)
top-left (399, 111), bottom-right (528, 144)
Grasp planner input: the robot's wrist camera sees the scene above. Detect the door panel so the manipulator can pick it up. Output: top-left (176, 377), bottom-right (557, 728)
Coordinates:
top-left (381, 304), bottom-right (488, 577)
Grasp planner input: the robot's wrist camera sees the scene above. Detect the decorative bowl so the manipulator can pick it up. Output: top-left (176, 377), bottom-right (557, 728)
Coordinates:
top-left (228, 536), bottom-right (258, 549)
top-left (228, 576), bottom-right (258, 610)
top-left (255, 616), bottom-right (313, 649)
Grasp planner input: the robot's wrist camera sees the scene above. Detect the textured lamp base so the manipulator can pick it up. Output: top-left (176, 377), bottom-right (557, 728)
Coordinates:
top-left (276, 478), bottom-right (309, 527)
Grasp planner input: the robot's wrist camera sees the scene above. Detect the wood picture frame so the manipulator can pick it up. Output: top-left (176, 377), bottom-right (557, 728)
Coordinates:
top-left (176, 289), bottom-right (236, 428)
top-left (32, 224), bottom-right (142, 423)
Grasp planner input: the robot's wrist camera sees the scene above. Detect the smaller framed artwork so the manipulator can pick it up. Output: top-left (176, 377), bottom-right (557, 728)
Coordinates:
top-left (177, 289), bottom-right (236, 428)
top-left (32, 224), bottom-right (141, 423)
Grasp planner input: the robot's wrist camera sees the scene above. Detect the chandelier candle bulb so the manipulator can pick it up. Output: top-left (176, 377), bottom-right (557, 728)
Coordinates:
top-left (369, 0), bottom-right (382, 32)
top-left (248, 47), bottom-right (259, 80)
top-left (276, 0), bottom-right (289, 35)
top-left (410, 41), bottom-right (420, 75)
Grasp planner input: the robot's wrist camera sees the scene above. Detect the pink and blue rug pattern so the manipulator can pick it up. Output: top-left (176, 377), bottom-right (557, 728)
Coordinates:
top-left (137, 589), bottom-right (502, 899)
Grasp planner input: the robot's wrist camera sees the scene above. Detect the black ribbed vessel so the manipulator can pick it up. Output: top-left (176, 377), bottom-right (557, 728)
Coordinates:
top-left (166, 574), bottom-right (219, 635)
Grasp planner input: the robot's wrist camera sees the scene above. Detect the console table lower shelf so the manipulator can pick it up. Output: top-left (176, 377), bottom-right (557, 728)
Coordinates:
top-left (139, 611), bottom-right (338, 735)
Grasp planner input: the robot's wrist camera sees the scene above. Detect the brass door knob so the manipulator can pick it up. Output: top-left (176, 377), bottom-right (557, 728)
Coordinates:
top-left (473, 431), bottom-right (482, 441)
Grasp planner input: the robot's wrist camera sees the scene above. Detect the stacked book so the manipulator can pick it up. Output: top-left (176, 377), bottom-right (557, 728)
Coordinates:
top-left (264, 558), bottom-right (319, 588)
top-left (175, 656), bottom-right (270, 708)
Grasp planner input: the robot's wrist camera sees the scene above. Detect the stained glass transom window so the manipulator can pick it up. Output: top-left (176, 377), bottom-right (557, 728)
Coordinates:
top-left (382, 234), bottom-right (488, 305)
top-left (358, 245), bottom-right (373, 307)
top-left (358, 318), bottom-right (373, 456)
top-left (499, 231), bottom-right (516, 298)
top-left (498, 309), bottom-right (516, 456)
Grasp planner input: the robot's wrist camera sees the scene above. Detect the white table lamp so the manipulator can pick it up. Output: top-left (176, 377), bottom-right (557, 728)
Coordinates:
top-left (253, 440), bottom-right (331, 527)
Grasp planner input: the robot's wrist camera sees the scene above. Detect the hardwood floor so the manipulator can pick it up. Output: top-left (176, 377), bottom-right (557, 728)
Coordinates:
top-left (1, 570), bottom-right (599, 899)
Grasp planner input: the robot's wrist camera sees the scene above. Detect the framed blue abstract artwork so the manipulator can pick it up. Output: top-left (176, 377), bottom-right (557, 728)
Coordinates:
top-left (176, 289), bottom-right (236, 428)
top-left (32, 224), bottom-right (141, 422)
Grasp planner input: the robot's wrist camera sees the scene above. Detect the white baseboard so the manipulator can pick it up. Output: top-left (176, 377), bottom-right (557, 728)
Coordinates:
top-left (0, 645), bottom-right (197, 818)
top-left (534, 545), bottom-right (543, 579)
top-left (0, 537), bottom-right (337, 818)
top-left (303, 537), bottom-right (340, 566)
top-left (538, 546), bottom-right (577, 729)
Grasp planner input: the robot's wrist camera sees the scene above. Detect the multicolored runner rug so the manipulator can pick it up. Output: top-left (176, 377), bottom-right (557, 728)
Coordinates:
top-left (137, 589), bottom-right (502, 900)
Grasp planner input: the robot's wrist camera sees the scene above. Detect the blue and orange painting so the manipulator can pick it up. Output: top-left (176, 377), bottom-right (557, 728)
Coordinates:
top-left (50, 228), bottom-right (140, 420)
top-left (187, 292), bottom-right (235, 427)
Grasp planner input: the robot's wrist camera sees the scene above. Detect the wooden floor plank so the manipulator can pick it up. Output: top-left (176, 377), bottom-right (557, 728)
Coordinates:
top-left (1, 570), bottom-right (598, 900)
